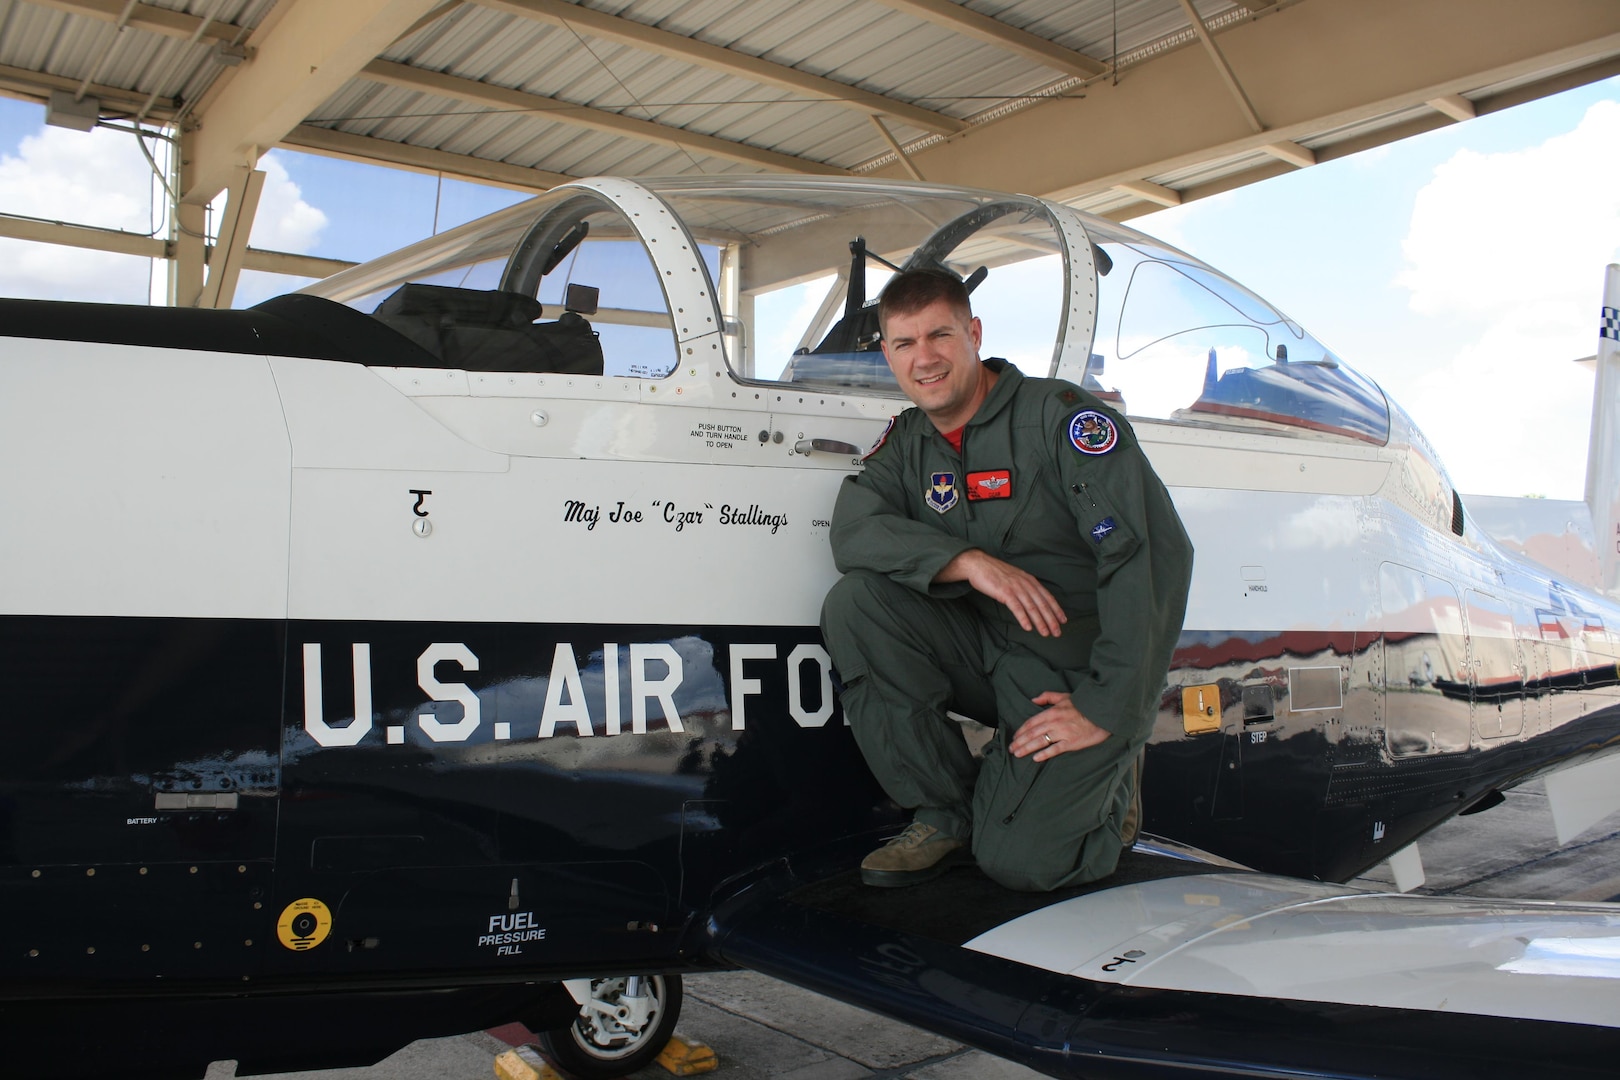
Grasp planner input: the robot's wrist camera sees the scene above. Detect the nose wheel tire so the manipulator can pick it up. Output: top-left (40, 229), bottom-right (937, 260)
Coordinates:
top-left (537, 973), bottom-right (682, 1079)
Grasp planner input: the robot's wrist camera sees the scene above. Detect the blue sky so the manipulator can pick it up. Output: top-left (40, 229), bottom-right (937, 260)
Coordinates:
top-left (1133, 76), bottom-right (1620, 501)
top-left (0, 73), bottom-right (1615, 498)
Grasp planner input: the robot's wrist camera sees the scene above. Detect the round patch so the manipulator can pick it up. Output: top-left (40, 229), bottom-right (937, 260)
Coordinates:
top-left (277, 897), bottom-right (333, 951)
top-left (1069, 410), bottom-right (1118, 455)
top-left (861, 415), bottom-right (897, 462)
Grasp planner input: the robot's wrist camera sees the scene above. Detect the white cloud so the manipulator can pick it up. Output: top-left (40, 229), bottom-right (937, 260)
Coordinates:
top-left (0, 124), bottom-right (162, 303)
top-left (1392, 100), bottom-right (1620, 498)
top-left (1396, 101), bottom-right (1620, 316)
top-left (0, 128), bottom-right (327, 305)
top-left (1404, 320), bottom-right (1593, 498)
top-left (246, 150), bottom-right (326, 253)
top-left (1136, 188), bottom-right (1237, 253)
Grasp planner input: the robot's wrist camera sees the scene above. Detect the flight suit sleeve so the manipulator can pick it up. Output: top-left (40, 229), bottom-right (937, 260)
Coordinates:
top-left (1055, 406), bottom-right (1194, 743)
top-left (830, 432), bottom-right (975, 596)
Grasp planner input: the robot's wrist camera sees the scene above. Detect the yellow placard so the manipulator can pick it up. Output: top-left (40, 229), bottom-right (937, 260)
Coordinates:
top-left (1181, 684), bottom-right (1222, 735)
top-left (276, 897), bottom-right (333, 951)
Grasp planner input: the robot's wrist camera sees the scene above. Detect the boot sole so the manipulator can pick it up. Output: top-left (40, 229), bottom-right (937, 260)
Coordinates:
top-left (859, 848), bottom-right (967, 888)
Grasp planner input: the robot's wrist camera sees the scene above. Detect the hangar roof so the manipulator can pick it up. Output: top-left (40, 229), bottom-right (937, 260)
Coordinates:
top-left (0, 0), bottom-right (1616, 302)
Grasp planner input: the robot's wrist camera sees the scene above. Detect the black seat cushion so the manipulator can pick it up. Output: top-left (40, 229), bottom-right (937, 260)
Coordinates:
top-left (371, 284), bottom-right (603, 375)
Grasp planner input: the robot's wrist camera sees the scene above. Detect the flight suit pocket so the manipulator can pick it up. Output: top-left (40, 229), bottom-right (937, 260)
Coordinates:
top-left (1070, 478), bottom-right (1140, 582)
top-left (996, 462), bottom-right (1049, 551)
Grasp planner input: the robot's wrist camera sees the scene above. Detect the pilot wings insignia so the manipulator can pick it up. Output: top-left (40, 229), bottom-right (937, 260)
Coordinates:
top-left (966, 469), bottom-right (1012, 500)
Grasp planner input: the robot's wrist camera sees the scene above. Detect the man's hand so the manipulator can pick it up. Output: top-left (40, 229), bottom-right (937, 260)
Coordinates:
top-left (1010, 691), bottom-right (1109, 761)
top-left (937, 549), bottom-right (1067, 636)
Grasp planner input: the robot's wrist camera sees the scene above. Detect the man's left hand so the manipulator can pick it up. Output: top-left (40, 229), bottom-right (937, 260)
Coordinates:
top-left (1010, 691), bottom-right (1109, 761)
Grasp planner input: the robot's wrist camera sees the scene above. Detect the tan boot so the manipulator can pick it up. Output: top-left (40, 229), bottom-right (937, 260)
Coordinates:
top-left (860, 821), bottom-right (965, 887)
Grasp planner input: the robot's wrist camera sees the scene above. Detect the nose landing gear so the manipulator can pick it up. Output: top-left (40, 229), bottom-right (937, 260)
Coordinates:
top-left (538, 973), bottom-right (682, 1079)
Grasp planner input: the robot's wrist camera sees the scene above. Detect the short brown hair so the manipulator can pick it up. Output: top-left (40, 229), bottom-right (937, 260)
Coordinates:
top-left (878, 269), bottom-right (971, 335)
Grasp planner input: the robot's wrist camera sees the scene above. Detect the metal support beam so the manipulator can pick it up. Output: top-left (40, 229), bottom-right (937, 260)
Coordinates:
top-left (170, 126), bottom-right (206, 305)
top-left (1427, 93), bottom-right (1477, 122)
top-left (182, 0), bottom-right (441, 206)
top-left (32, 0), bottom-right (242, 46)
top-left (0, 211), bottom-right (356, 284)
top-left (889, 0), bottom-right (1620, 207)
top-left (0, 60), bottom-right (176, 117)
top-left (0, 213), bottom-right (165, 258)
top-left (1260, 139), bottom-right (1315, 168)
top-left (360, 59), bottom-right (845, 174)
top-left (1175, 0), bottom-right (1264, 134)
top-left (282, 124), bottom-right (570, 193)
top-left (393, 1), bottom-right (464, 45)
top-left (197, 165), bottom-right (265, 308)
top-left (473, 0), bottom-right (965, 136)
top-left (872, 0), bottom-right (1108, 80)
top-left (241, 247), bottom-right (355, 279)
top-left (1113, 179), bottom-right (1181, 207)
top-left (869, 115), bottom-right (924, 181)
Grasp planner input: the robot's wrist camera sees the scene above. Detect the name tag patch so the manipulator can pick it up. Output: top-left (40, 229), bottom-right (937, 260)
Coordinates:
top-left (966, 469), bottom-right (1012, 500)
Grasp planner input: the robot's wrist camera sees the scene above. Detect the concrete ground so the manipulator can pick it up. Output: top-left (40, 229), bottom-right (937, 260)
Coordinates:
top-left (203, 783), bottom-right (1620, 1080)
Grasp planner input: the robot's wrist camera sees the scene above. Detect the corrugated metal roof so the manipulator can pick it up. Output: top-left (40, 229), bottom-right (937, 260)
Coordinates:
top-left (0, 0), bottom-right (1612, 245)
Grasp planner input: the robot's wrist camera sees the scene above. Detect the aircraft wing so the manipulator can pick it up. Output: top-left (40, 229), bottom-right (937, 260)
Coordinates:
top-left (702, 841), bottom-right (1620, 1079)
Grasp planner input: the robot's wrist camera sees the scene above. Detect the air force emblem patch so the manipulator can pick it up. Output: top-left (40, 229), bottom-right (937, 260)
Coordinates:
top-left (1069, 410), bottom-right (1118, 455)
top-left (1091, 517), bottom-right (1118, 543)
top-left (927, 472), bottom-right (958, 513)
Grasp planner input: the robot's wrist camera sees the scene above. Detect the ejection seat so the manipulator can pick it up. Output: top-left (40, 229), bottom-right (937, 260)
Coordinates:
top-left (370, 282), bottom-right (604, 375)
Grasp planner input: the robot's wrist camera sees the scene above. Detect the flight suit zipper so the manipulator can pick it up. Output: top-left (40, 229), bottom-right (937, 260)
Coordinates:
top-left (999, 743), bottom-right (1045, 825)
top-left (994, 461), bottom-right (1046, 547)
top-left (1003, 784), bottom-right (1036, 825)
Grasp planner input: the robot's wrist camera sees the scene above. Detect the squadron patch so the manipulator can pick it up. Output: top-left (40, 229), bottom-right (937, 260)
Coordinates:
top-left (1069, 410), bottom-right (1118, 456)
top-left (966, 470), bottom-right (1012, 500)
top-left (1090, 517), bottom-right (1118, 543)
top-left (861, 416), bottom-right (897, 462)
top-left (927, 472), bottom-right (959, 513)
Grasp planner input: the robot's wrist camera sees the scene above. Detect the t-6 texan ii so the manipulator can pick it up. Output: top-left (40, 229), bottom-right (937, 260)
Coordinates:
top-left (5, 175), bottom-right (1620, 1079)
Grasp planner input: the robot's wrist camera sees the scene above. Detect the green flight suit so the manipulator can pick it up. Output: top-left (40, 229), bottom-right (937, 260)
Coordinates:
top-left (821, 358), bottom-right (1193, 891)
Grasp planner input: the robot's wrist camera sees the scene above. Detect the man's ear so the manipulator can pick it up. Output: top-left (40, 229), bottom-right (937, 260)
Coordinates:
top-left (969, 315), bottom-right (982, 352)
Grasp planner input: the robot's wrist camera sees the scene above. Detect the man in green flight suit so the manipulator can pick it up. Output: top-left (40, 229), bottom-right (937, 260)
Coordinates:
top-left (821, 269), bottom-right (1193, 891)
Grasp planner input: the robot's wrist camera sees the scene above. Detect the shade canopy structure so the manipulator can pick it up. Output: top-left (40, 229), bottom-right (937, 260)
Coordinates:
top-left (0, 0), bottom-right (1615, 306)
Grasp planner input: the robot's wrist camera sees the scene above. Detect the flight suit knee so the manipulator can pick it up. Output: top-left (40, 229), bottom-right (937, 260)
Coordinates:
top-left (975, 818), bottom-right (1123, 892)
top-left (969, 733), bottom-right (1131, 891)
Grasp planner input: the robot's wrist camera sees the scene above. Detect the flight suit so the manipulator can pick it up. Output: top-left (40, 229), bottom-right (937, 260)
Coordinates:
top-left (822, 359), bottom-right (1193, 890)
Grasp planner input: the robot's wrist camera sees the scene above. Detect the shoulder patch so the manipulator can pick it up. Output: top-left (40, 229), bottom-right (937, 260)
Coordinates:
top-left (1069, 409), bottom-right (1118, 456)
top-left (861, 415), bottom-right (897, 462)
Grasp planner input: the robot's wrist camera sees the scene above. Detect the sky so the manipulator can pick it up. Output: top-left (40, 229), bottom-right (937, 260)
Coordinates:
top-left (1133, 77), bottom-right (1620, 501)
top-left (0, 74), bottom-right (1615, 498)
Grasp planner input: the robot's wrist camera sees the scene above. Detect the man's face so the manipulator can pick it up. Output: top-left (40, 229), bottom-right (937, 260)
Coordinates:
top-left (880, 298), bottom-right (986, 429)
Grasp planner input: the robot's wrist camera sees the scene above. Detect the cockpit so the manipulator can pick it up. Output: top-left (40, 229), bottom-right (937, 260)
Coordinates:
top-left (297, 175), bottom-right (1389, 447)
